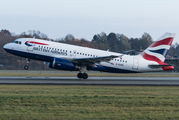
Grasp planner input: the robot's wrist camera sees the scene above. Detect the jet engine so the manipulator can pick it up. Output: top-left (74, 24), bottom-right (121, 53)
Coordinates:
top-left (49, 58), bottom-right (78, 71)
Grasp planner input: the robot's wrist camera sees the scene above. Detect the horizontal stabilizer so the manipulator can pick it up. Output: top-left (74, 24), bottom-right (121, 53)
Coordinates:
top-left (149, 64), bottom-right (174, 68)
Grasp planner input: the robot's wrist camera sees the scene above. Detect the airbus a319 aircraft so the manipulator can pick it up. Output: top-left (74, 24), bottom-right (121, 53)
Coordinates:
top-left (3, 32), bottom-right (175, 79)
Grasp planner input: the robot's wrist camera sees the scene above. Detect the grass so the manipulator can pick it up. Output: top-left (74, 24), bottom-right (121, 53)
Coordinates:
top-left (0, 85), bottom-right (179, 119)
top-left (0, 70), bottom-right (179, 77)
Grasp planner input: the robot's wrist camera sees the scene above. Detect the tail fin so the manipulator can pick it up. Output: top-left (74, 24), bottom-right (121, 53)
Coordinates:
top-left (140, 32), bottom-right (176, 63)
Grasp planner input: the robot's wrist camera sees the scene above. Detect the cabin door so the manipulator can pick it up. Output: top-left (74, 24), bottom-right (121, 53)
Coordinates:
top-left (26, 41), bottom-right (34, 51)
top-left (132, 58), bottom-right (139, 70)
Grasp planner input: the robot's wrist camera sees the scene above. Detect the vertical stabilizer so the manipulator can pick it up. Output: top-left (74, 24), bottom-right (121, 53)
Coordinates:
top-left (141, 32), bottom-right (175, 63)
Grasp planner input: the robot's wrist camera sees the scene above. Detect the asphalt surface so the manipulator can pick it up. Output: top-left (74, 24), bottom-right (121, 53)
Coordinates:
top-left (0, 77), bottom-right (179, 86)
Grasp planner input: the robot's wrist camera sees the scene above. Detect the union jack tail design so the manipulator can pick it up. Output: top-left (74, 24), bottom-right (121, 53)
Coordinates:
top-left (141, 32), bottom-right (176, 63)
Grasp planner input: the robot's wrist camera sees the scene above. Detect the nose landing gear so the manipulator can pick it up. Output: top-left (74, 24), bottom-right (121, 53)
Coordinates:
top-left (24, 58), bottom-right (31, 70)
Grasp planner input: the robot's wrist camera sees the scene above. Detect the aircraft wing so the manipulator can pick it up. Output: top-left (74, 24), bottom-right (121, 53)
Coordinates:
top-left (72, 55), bottom-right (123, 65)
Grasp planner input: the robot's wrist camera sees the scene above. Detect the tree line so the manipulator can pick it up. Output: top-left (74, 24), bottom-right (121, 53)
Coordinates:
top-left (0, 29), bottom-right (178, 70)
top-left (56, 32), bottom-right (153, 53)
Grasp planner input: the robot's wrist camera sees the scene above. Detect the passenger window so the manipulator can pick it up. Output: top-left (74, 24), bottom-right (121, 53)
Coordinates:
top-left (15, 41), bottom-right (18, 44)
top-left (19, 41), bottom-right (21, 44)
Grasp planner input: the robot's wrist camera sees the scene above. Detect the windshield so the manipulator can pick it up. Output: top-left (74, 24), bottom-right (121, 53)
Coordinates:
top-left (11, 40), bottom-right (21, 44)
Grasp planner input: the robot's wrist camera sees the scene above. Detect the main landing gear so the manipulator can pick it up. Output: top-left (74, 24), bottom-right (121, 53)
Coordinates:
top-left (77, 72), bottom-right (88, 79)
top-left (24, 58), bottom-right (31, 70)
top-left (77, 65), bottom-right (88, 79)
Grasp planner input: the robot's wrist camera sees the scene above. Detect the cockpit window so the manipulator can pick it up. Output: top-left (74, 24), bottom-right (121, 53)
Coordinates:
top-left (12, 40), bottom-right (21, 45)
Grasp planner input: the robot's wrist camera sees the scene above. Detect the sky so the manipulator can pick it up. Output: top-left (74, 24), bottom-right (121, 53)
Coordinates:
top-left (0, 0), bottom-right (179, 44)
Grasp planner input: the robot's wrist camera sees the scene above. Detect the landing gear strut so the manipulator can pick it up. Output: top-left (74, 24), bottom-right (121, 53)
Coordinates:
top-left (77, 72), bottom-right (88, 79)
top-left (77, 65), bottom-right (88, 79)
top-left (24, 58), bottom-right (31, 70)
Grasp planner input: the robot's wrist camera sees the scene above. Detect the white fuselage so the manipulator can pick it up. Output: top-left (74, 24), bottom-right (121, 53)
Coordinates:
top-left (3, 38), bottom-right (163, 73)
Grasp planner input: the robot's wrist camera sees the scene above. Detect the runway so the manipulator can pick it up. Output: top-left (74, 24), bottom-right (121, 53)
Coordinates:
top-left (0, 77), bottom-right (179, 86)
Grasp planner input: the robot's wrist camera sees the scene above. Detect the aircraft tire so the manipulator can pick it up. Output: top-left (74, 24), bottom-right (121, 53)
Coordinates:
top-left (83, 73), bottom-right (88, 79)
top-left (24, 66), bottom-right (29, 70)
top-left (77, 73), bottom-right (83, 79)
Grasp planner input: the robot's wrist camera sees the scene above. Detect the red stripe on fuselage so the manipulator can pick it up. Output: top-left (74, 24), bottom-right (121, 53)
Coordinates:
top-left (141, 52), bottom-right (163, 63)
top-left (150, 37), bottom-right (173, 47)
top-left (141, 52), bottom-right (173, 70)
top-left (28, 41), bottom-right (48, 45)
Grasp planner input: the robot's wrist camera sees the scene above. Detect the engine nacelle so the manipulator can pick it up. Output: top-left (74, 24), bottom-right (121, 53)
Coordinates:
top-left (49, 58), bottom-right (78, 71)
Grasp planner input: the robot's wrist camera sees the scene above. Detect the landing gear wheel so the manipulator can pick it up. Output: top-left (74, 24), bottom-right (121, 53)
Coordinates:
top-left (77, 73), bottom-right (83, 79)
top-left (24, 58), bottom-right (31, 70)
top-left (77, 73), bottom-right (88, 79)
top-left (24, 66), bottom-right (29, 70)
top-left (83, 73), bottom-right (88, 79)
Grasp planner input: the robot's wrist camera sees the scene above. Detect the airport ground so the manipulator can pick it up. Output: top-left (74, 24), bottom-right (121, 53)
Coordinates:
top-left (0, 70), bottom-right (179, 77)
top-left (1, 85), bottom-right (179, 120)
top-left (0, 70), bottom-right (179, 119)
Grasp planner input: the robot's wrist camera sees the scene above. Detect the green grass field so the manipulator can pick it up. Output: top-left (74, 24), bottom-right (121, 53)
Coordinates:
top-left (1, 85), bottom-right (179, 120)
top-left (0, 70), bottom-right (179, 77)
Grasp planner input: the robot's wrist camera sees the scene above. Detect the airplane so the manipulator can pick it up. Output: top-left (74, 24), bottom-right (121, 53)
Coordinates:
top-left (3, 32), bottom-right (175, 79)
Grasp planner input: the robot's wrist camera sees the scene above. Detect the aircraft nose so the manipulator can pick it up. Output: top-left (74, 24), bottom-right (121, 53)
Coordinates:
top-left (3, 43), bottom-right (10, 51)
top-left (3, 44), bottom-right (7, 49)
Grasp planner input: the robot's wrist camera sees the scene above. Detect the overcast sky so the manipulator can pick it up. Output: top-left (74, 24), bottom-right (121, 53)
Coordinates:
top-left (0, 0), bottom-right (179, 43)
